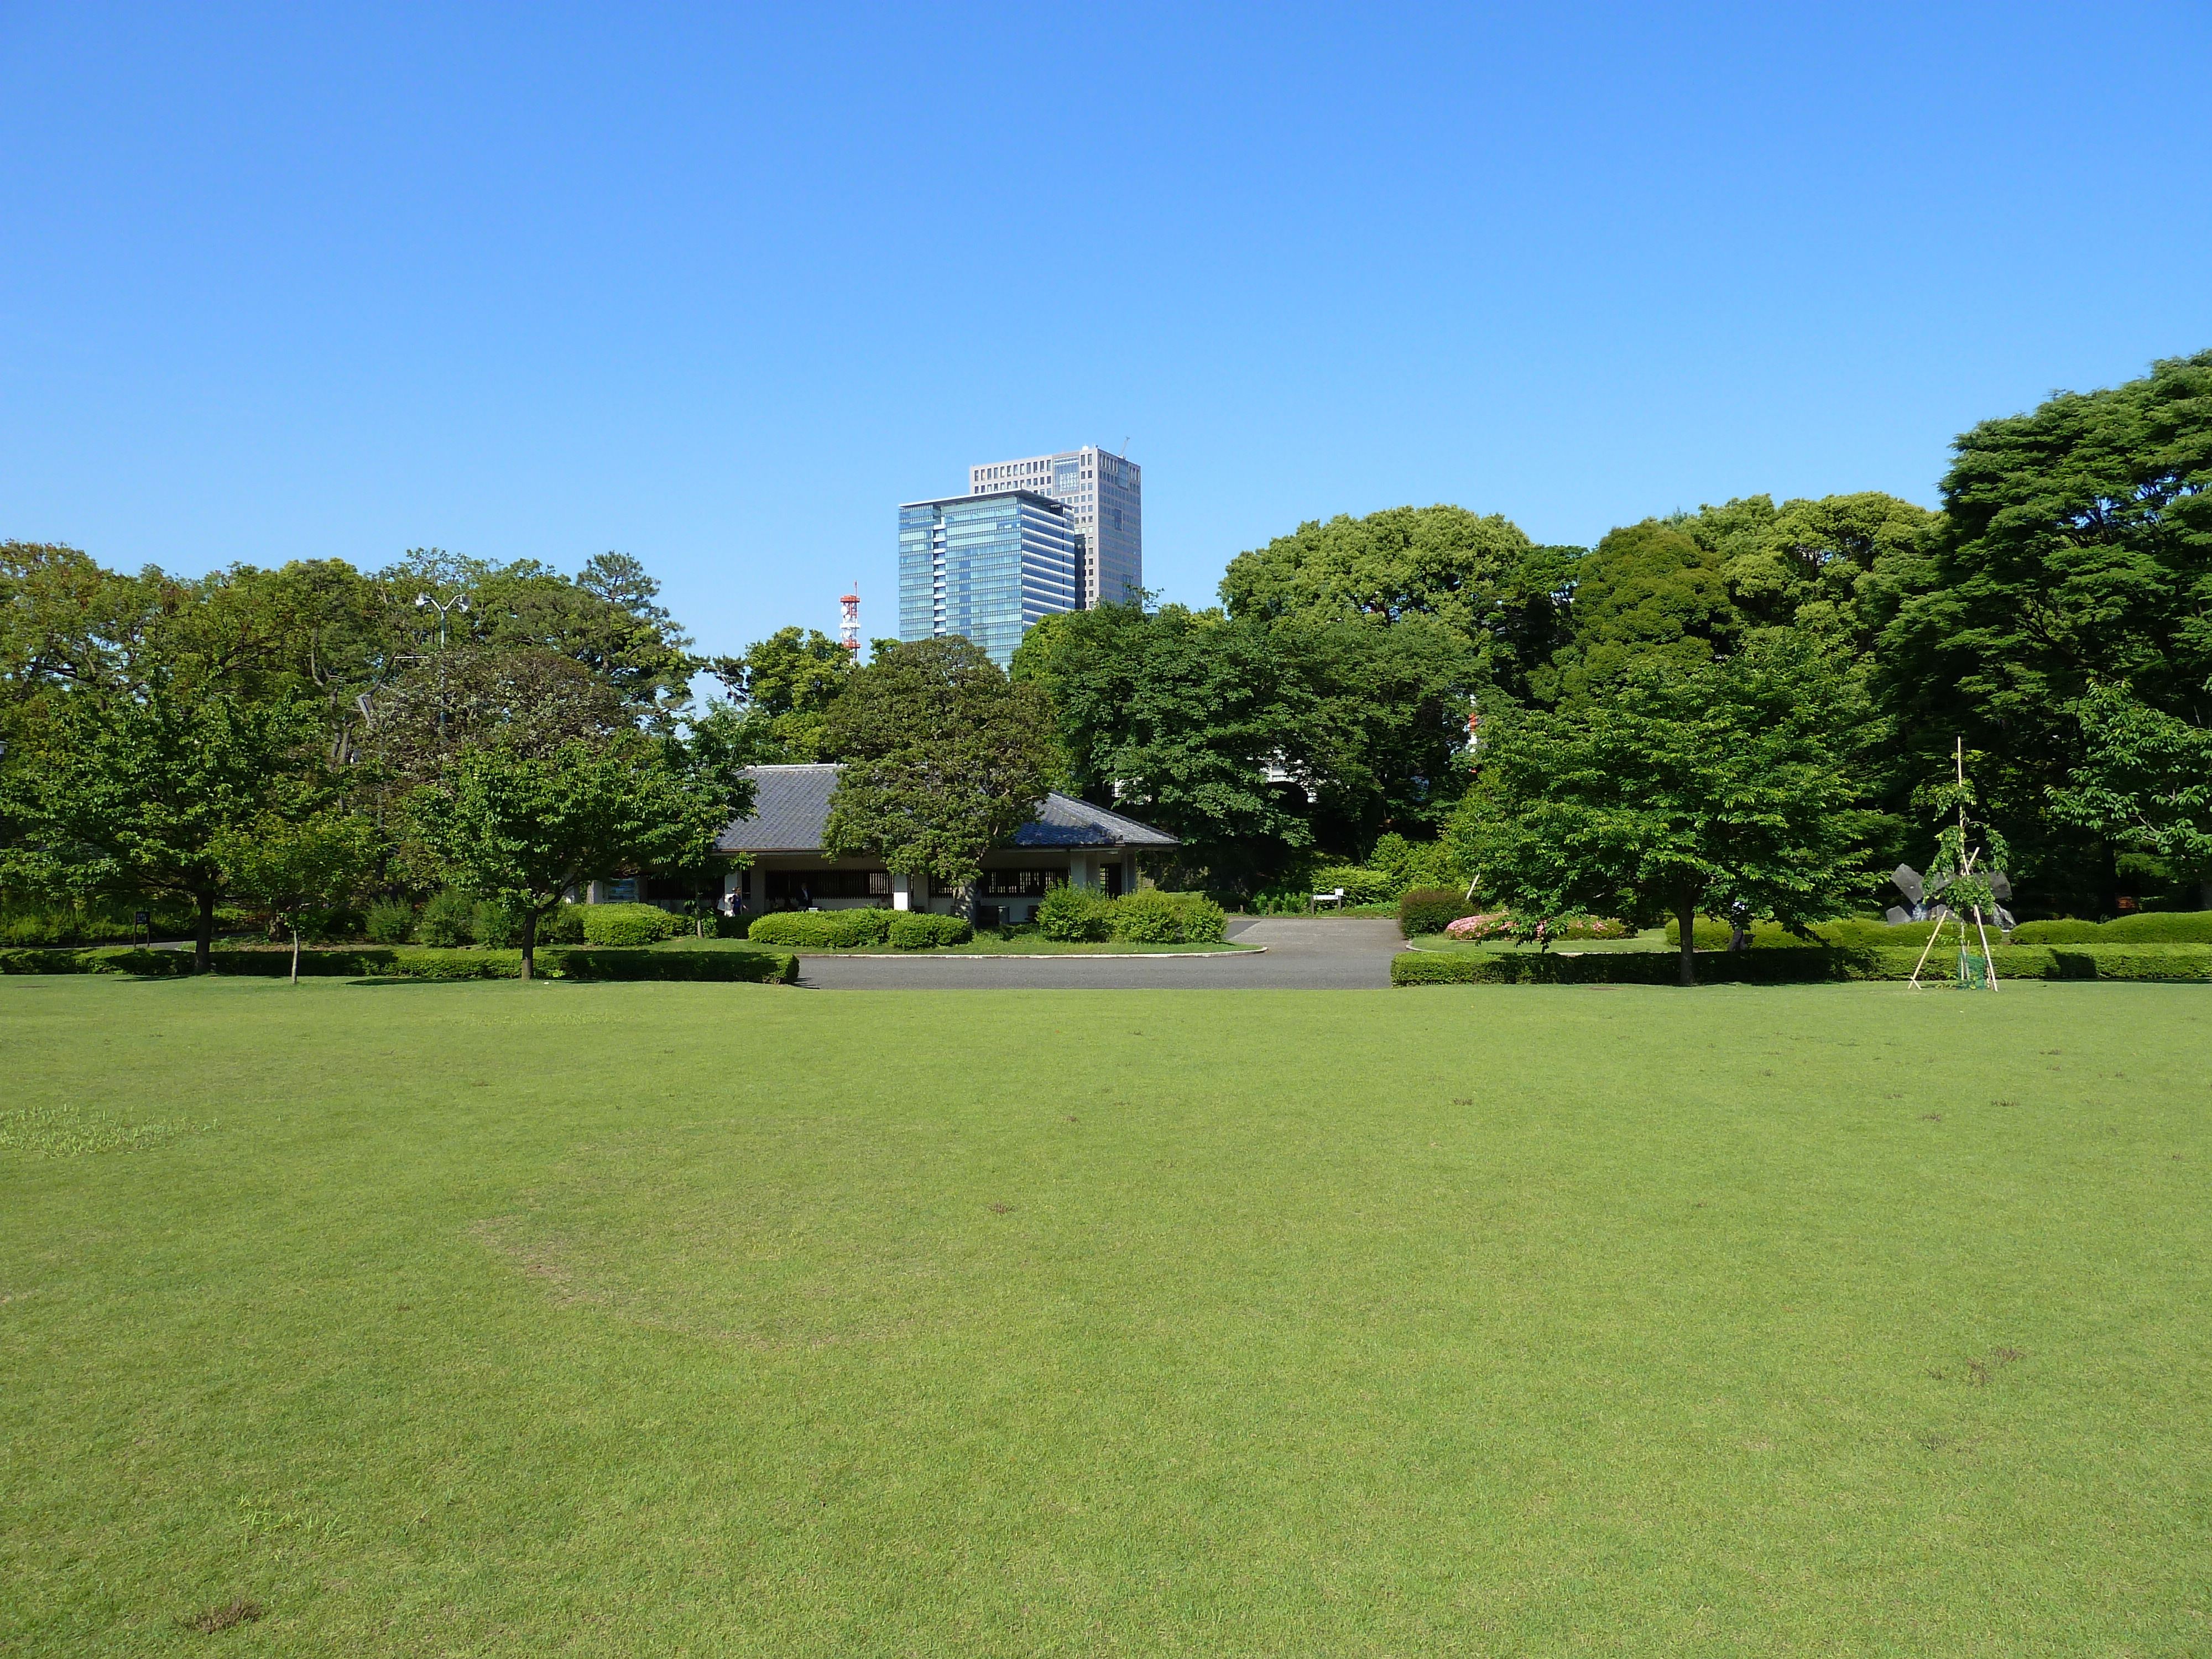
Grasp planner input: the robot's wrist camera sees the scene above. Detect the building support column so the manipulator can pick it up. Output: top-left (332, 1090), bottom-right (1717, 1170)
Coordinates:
top-left (891, 872), bottom-right (912, 912)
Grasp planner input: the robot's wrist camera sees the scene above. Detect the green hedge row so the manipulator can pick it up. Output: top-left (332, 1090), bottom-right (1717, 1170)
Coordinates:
top-left (1392, 945), bottom-right (2068, 985)
top-left (2013, 912), bottom-right (2212, 944)
top-left (0, 945), bottom-right (799, 984)
top-left (747, 909), bottom-right (978, 949)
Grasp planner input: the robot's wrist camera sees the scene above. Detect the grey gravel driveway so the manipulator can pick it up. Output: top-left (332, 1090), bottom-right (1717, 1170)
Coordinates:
top-left (795, 917), bottom-right (1404, 990)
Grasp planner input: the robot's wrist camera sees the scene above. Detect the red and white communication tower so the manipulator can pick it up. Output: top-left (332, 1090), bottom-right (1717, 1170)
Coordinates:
top-left (838, 583), bottom-right (860, 653)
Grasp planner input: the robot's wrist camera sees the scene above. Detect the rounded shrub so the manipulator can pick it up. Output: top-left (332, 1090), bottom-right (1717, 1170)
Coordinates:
top-left (581, 902), bottom-right (682, 947)
top-left (890, 912), bottom-right (972, 950)
top-left (1109, 889), bottom-right (1182, 943)
top-left (747, 909), bottom-right (879, 948)
top-left (1398, 888), bottom-right (1474, 938)
top-left (364, 901), bottom-right (416, 945)
top-left (417, 889), bottom-right (478, 948)
top-left (1037, 884), bottom-right (1111, 941)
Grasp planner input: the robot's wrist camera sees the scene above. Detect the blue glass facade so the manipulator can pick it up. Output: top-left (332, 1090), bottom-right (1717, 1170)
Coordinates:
top-left (898, 491), bottom-right (1077, 667)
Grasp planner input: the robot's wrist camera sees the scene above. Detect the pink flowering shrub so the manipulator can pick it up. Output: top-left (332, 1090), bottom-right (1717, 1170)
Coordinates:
top-left (1444, 911), bottom-right (1512, 940)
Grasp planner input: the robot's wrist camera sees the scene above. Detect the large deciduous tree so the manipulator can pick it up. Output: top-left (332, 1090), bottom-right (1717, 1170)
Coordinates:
top-left (2049, 684), bottom-right (2212, 907)
top-left (821, 637), bottom-right (1053, 891)
top-left (1879, 350), bottom-right (2212, 906)
top-left (1450, 637), bottom-right (1872, 984)
top-left (700, 626), bottom-right (857, 765)
top-left (0, 687), bottom-right (326, 970)
top-left (408, 734), bottom-right (734, 979)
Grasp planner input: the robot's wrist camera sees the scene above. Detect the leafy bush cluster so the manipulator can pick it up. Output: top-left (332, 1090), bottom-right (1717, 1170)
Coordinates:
top-left (889, 912), bottom-right (972, 950)
top-left (1397, 888), bottom-right (1475, 937)
top-left (1245, 837), bottom-right (1464, 915)
top-left (1036, 885), bottom-right (1227, 943)
top-left (0, 896), bottom-right (207, 947)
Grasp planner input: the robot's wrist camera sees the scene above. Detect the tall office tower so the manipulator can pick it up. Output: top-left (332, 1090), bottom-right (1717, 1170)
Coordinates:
top-left (968, 446), bottom-right (1141, 608)
top-left (898, 489), bottom-right (1078, 667)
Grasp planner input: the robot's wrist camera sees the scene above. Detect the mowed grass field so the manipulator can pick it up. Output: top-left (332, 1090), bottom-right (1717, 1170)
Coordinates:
top-left (2, 976), bottom-right (2208, 1656)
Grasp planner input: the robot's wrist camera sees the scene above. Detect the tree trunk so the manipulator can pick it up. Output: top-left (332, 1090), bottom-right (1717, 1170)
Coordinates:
top-left (1677, 897), bottom-right (1698, 987)
top-left (289, 922), bottom-right (300, 986)
top-left (520, 907), bottom-right (536, 982)
top-left (195, 891), bottom-right (215, 974)
top-left (2199, 877), bottom-right (2212, 913)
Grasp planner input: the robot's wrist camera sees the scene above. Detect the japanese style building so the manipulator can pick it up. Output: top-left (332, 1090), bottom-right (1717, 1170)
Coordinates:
top-left (711, 763), bottom-right (1178, 927)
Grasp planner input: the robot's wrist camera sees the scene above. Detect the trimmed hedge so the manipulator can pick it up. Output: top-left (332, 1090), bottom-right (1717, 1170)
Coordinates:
top-left (1666, 916), bottom-right (1950, 949)
top-left (890, 912), bottom-right (973, 950)
top-left (2051, 946), bottom-right (2212, 980)
top-left (581, 902), bottom-right (684, 947)
top-left (1394, 945), bottom-right (2065, 986)
top-left (747, 909), bottom-right (893, 948)
top-left (1398, 888), bottom-right (1474, 938)
top-left (2014, 912), bottom-right (2212, 945)
top-left (0, 944), bottom-right (799, 984)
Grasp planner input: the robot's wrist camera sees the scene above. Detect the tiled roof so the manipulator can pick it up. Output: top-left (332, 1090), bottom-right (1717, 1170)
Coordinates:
top-left (716, 764), bottom-right (1178, 853)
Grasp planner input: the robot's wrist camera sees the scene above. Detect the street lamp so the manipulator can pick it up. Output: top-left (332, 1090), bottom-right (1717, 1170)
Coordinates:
top-left (415, 589), bottom-right (470, 649)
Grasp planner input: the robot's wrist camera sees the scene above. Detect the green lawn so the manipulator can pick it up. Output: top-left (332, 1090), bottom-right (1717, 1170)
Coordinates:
top-left (3, 975), bottom-right (2207, 1655)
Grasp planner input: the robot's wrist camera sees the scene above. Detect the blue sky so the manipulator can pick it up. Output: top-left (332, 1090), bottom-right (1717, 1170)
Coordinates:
top-left (3, 3), bottom-right (2206, 661)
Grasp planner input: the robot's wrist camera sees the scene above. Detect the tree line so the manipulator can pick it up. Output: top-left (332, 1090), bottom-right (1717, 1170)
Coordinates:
top-left (5, 350), bottom-right (2205, 972)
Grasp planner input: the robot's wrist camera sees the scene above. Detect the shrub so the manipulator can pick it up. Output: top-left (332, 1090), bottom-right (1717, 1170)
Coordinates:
top-left (473, 899), bottom-right (532, 948)
top-left (1399, 888), bottom-right (1474, 938)
top-left (549, 947), bottom-right (797, 983)
top-left (1105, 889), bottom-right (1227, 943)
top-left (1368, 833), bottom-right (1462, 897)
top-left (2009, 919), bottom-right (2104, 943)
top-left (537, 901), bottom-right (588, 944)
top-left (1555, 916), bottom-right (1636, 940)
top-left (1165, 890), bottom-right (1227, 942)
top-left (1310, 864), bottom-right (1395, 906)
top-left (581, 902), bottom-right (682, 947)
top-left (364, 901), bottom-right (416, 945)
top-left (747, 909), bottom-right (883, 948)
top-left (1037, 884), bottom-right (1112, 941)
top-left (1444, 911), bottom-right (1512, 941)
top-left (417, 889), bottom-right (478, 948)
top-left (890, 912), bottom-right (972, 949)
top-left (1109, 889), bottom-right (1182, 943)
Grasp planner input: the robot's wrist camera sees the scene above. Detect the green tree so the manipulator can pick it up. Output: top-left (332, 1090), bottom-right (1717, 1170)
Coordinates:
top-left (213, 809), bottom-right (379, 983)
top-left (1536, 519), bottom-right (1735, 702)
top-left (1450, 638), bottom-right (1872, 984)
top-left (702, 626), bottom-right (856, 764)
top-left (2049, 684), bottom-right (2212, 908)
top-left (1218, 504), bottom-right (1577, 702)
top-left (1013, 604), bottom-right (1312, 885)
top-left (821, 638), bottom-right (1053, 892)
top-left (408, 735), bottom-right (735, 979)
top-left (0, 687), bottom-right (326, 970)
top-left (1879, 350), bottom-right (2212, 907)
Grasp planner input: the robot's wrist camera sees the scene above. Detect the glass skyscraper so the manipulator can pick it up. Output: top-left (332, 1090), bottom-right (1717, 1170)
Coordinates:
top-left (898, 489), bottom-right (1078, 667)
top-left (967, 446), bottom-right (1141, 609)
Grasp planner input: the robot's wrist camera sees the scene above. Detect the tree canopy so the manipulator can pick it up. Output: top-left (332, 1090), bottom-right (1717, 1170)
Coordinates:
top-left (1451, 637), bottom-right (1873, 983)
top-left (822, 638), bottom-right (1053, 889)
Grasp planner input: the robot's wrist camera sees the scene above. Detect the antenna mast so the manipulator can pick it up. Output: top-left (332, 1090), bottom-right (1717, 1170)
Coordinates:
top-left (838, 583), bottom-right (860, 654)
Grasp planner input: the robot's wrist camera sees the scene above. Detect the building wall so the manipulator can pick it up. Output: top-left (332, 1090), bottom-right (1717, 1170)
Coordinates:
top-left (968, 446), bottom-right (1141, 609)
top-left (898, 489), bottom-right (1077, 666)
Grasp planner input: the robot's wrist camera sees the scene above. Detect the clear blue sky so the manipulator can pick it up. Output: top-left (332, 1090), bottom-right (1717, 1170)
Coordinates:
top-left (4, 3), bottom-right (2206, 661)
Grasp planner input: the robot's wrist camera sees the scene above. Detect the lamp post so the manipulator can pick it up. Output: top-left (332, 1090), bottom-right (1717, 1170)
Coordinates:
top-left (415, 589), bottom-right (470, 740)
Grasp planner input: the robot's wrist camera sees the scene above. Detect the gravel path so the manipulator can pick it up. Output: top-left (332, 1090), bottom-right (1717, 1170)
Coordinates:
top-left (795, 917), bottom-right (1404, 990)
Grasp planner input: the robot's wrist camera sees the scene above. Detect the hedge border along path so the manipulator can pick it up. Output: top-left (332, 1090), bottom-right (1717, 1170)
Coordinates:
top-left (1392, 943), bottom-right (2212, 985)
top-left (0, 946), bottom-right (800, 984)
